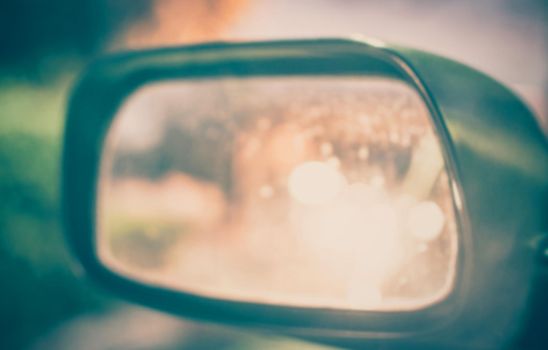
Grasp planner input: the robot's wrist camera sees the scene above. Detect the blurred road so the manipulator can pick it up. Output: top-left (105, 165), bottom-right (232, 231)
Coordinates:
top-left (33, 305), bottom-right (337, 350)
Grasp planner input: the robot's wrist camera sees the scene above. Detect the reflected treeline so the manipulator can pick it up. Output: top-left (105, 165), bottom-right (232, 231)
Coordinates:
top-left (112, 119), bottom-right (235, 193)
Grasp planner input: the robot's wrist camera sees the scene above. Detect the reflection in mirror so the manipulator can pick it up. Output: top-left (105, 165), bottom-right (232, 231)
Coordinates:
top-left (98, 77), bottom-right (458, 311)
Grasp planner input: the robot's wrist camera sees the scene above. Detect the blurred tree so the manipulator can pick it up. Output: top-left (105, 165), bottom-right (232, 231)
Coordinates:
top-left (0, 0), bottom-right (150, 77)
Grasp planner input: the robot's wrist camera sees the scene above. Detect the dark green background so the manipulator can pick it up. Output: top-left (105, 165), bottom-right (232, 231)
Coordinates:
top-left (0, 2), bottom-right (144, 348)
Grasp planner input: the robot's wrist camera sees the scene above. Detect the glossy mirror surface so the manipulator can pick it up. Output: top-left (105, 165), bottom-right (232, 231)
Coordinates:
top-left (97, 77), bottom-right (458, 311)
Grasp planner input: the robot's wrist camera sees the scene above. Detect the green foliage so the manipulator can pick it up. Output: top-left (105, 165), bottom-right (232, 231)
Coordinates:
top-left (0, 79), bottom-right (110, 349)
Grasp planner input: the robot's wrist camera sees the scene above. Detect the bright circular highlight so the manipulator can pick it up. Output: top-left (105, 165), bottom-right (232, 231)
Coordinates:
top-left (407, 201), bottom-right (445, 241)
top-left (288, 161), bottom-right (345, 205)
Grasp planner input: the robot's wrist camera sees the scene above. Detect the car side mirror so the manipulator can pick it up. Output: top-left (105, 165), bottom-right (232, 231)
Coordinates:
top-left (63, 38), bottom-right (548, 349)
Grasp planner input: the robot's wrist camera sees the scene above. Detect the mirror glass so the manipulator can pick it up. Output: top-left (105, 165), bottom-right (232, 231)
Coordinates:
top-left (97, 77), bottom-right (458, 311)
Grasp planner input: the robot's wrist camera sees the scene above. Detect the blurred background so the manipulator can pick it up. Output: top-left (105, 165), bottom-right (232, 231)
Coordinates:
top-left (0, 0), bottom-right (545, 349)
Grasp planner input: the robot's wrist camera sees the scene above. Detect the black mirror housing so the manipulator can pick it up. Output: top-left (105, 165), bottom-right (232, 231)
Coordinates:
top-left (63, 38), bottom-right (548, 349)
